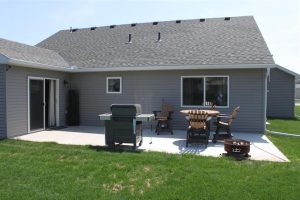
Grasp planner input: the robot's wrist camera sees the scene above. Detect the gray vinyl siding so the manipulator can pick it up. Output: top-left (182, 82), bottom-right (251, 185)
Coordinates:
top-left (267, 68), bottom-right (295, 118)
top-left (0, 65), bottom-right (6, 138)
top-left (71, 68), bottom-right (266, 133)
top-left (296, 86), bottom-right (300, 99)
top-left (6, 66), bottom-right (69, 137)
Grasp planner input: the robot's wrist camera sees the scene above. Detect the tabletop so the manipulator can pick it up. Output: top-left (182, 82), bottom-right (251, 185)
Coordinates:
top-left (180, 109), bottom-right (220, 116)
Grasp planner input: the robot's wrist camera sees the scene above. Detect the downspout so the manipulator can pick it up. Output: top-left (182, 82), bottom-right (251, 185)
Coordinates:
top-left (264, 67), bottom-right (271, 132)
top-left (0, 64), bottom-right (7, 139)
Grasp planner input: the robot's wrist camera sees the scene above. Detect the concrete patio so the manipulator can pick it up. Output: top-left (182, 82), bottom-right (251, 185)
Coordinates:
top-left (14, 126), bottom-right (289, 162)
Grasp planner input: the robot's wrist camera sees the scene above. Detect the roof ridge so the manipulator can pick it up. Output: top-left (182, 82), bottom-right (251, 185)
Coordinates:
top-left (58, 15), bottom-right (254, 32)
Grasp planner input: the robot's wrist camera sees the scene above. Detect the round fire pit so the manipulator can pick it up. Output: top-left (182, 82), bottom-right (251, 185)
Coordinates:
top-left (224, 139), bottom-right (250, 158)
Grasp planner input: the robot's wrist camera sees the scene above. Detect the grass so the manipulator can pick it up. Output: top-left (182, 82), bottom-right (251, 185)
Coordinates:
top-left (267, 118), bottom-right (300, 135)
top-left (296, 105), bottom-right (300, 116)
top-left (0, 138), bottom-right (300, 200)
top-left (268, 134), bottom-right (300, 162)
top-left (267, 106), bottom-right (300, 135)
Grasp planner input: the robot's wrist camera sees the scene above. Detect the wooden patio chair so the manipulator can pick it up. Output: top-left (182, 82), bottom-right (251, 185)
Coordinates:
top-left (186, 110), bottom-right (210, 148)
top-left (153, 103), bottom-right (174, 135)
top-left (212, 106), bottom-right (240, 143)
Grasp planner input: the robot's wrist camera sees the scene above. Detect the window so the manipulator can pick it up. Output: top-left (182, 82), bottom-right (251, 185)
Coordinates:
top-left (182, 78), bottom-right (204, 106)
top-left (205, 77), bottom-right (228, 106)
top-left (106, 77), bottom-right (122, 94)
top-left (181, 76), bottom-right (229, 107)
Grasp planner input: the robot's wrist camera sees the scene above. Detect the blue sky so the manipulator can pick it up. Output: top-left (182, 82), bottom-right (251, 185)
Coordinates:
top-left (0, 0), bottom-right (299, 74)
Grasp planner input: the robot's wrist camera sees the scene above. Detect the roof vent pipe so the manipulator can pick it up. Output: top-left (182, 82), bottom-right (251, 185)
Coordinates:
top-left (224, 17), bottom-right (231, 21)
top-left (157, 32), bottom-right (161, 42)
top-left (70, 27), bottom-right (72, 33)
top-left (127, 34), bottom-right (132, 43)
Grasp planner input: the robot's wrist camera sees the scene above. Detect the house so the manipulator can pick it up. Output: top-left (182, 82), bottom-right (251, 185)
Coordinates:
top-left (296, 79), bottom-right (300, 99)
top-left (0, 16), bottom-right (299, 139)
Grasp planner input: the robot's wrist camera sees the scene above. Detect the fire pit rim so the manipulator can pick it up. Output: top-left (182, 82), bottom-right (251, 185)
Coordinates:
top-left (224, 139), bottom-right (250, 146)
top-left (224, 138), bottom-right (251, 158)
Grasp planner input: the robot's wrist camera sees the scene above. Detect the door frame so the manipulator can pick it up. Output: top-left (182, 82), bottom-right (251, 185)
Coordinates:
top-left (27, 76), bottom-right (60, 133)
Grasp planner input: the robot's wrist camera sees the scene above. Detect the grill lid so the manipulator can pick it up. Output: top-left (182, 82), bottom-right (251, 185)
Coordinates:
top-left (111, 104), bottom-right (142, 116)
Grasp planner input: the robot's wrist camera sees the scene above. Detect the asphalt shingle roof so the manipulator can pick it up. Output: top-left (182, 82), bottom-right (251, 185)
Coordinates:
top-left (36, 16), bottom-right (274, 69)
top-left (0, 38), bottom-right (69, 68)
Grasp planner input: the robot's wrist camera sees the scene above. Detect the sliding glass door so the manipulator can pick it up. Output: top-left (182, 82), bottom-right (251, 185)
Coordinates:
top-left (29, 79), bottom-right (44, 131)
top-left (29, 77), bottom-right (59, 132)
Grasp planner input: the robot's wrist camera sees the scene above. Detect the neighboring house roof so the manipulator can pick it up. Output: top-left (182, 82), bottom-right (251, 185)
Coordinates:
top-left (0, 38), bottom-right (69, 70)
top-left (36, 16), bottom-right (275, 69)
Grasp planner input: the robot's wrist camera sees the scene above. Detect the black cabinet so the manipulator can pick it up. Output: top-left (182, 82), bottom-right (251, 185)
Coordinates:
top-left (67, 90), bottom-right (80, 126)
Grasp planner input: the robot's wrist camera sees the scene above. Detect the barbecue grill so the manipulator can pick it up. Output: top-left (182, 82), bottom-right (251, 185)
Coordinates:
top-left (99, 104), bottom-right (154, 149)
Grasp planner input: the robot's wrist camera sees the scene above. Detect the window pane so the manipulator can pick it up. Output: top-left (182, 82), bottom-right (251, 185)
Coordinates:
top-left (205, 77), bottom-right (228, 106)
top-left (108, 78), bottom-right (121, 92)
top-left (183, 78), bottom-right (204, 106)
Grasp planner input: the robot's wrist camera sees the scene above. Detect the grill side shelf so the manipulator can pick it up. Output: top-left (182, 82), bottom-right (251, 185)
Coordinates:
top-left (99, 113), bottom-right (155, 122)
top-left (136, 114), bottom-right (155, 122)
top-left (99, 114), bottom-right (112, 121)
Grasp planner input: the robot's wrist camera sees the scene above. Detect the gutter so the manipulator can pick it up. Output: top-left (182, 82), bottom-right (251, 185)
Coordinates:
top-left (6, 58), bottom-right (68, 72)
top-left (70, 63), bottom-right (277, 72)
top-left (0, 56), bottom-right (278, 73)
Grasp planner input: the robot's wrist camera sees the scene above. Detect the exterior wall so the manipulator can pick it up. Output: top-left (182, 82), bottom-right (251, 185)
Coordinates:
top-left (267, 68), bottom-right (295, 118)
top-left (6, 66), bottom-right (70, 137)
top-left (71, 68), bottom-right (266, 133)
top-left (296, 85), bottom-right (300, 99)
top-left (0, 65), bottom-right (6, 138)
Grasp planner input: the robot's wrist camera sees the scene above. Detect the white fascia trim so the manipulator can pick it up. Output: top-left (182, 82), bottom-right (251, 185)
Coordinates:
top-left (3, 57), bottom-right (278, 73)
top-left (72, 63), bottom-right (277, 73)
top-left (275, 64), bottom-right (300, 78)
top-left (7, 58), bottom-right (69, 72)
top-left (0, 54), bottom-right (9, 64)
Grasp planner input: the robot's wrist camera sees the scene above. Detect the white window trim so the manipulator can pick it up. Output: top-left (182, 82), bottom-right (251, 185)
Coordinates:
top-left (106, 77), bottom-right (122, 94)
top-left (180, 75), bottom-right (230, 108)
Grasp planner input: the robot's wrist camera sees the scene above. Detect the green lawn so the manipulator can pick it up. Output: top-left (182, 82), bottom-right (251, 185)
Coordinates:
top-left (267, 106), bottom-right (300, 135)
top-left (267, 118), bottom-right (300, 135)
top-left (0, 138), bottom-right (300, 200)
top-left (296, 105), bottom-right (300, 116)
